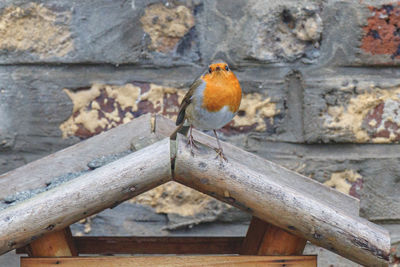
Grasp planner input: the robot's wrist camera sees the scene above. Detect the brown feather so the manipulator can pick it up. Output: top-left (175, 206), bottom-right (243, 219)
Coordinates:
top-left (176, 78), bottom-right (203, 126)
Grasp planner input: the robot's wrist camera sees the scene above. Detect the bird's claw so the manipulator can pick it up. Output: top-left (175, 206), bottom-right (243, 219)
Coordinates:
top-left (214, 148), bottom-right (228, 162)
top-left (187, 135), bottom-right (198, 156)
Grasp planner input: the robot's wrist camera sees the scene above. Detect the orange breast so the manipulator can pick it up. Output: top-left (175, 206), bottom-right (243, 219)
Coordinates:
top-left (201, 72), bottom-right (242, 113)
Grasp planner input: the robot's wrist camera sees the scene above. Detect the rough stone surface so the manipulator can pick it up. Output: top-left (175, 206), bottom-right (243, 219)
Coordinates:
top-left (303, 73), bottom-right (400, 143)
top-left (140, 3), bottom-right (195, 53)
top-left (1, 0), bottom-right (400, 266)
top-left (361, 3), bottom-right (400, 62)
top-left (130, 182), bottom-right (250, 230)
top-left (0, 3), bottom-right (73, 59)
top-left (70, 201), bottom-right (250, 237)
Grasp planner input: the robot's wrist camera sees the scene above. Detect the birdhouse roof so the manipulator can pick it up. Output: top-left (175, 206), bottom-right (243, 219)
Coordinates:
top-left (0, 114), bottom-right (390, 266)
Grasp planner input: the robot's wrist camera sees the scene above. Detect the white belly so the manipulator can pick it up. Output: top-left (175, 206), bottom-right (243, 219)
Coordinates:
top-left (187, 105), bottom-right (235, 130)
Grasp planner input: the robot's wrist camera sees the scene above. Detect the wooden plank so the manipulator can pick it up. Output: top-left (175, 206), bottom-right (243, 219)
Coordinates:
top-left (0, 113), bottom-right (153, 199)
top-left (0, 138), bottom-right (172, 256)
top-left (17, 236), bottom-right (244, 255)
top-left (28, 227), bottom-right (77, 257)
top-left (174, 134), bottom-right (390, 266)
top-left (21, 256), bottom-right (317, 267)
top-left (241, 217), bottom-right (306, 256)
top-left (256, 221), bottom-right (307, 256)
top-left (240, 217), bottom-right (267, 255)
top-left (155, 115), bottom-right (360, 216)
top-left (75, 236), bottom-right (243, 255)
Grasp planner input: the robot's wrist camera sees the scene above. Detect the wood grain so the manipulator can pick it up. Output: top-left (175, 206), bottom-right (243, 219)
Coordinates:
top-left (75, 236), bottom-right (242, 255)
top-left (241, 217), bottom-right (306, 256)
top-left (0, 138), bottom-right (171, 255)
top-left (155, 115), bottom-right (359, 216)
top-left (17, 236), bottom-right (243, 255)
top-left (240, 217), bottom-right (268, 255)
top-left (0, 113), bottom-right (153, 199)
top-left (173, 134), bottom-right (390, 266)
top-left (28, 227), bottom-right (77, 257)
top-left (256, 221), bottom-right (307, 256)
top-left (20, 255), bottom-right (317, 267)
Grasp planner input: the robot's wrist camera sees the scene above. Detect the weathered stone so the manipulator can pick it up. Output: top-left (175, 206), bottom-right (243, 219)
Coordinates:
top-left (140, 3), bottom-right (195, 53)
top-left (323, 170), bottom-right (362, 197)
top-left (59, 83), bottom-right (185, 138)
top-left (201, 0), bottom-right (324, 65)
top-left (0, 3), bottom-right (73, 59)
top-left (70, 201), bottom-right (249, 236)
top-left (0, 0), bottom-right (202, 65)
top-left (57, 70), bottom-right (288, 139)
top-left (360, 3), bottom-right (400, 62)
top-left (130, 182), bottom-right (250, 230)
top-left (321, 1), bottom-right (400, 66)
top-left (247, 2), bottom-right (322, 62)
top-left (304, 73), bottom-right (400, 143)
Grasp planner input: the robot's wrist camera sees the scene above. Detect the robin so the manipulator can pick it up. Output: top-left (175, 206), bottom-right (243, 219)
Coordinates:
top-left (171, 60), bottom-right (242, 160)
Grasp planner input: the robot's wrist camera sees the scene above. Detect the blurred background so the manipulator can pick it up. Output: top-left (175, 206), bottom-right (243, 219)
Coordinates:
top-left (0, 0), bottom-right (399, 266)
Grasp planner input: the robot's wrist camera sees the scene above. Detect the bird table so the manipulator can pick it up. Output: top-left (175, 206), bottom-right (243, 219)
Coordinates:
top-left (0, 114), bottom-right (389, 267)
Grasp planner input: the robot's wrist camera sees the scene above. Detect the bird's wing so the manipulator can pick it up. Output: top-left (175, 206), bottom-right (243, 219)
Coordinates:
top-left (175, 78), bottom-right (203, 126)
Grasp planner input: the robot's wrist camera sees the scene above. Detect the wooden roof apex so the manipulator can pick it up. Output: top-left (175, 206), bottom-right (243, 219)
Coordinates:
top-left (0, 114), bottom-right (390, 266)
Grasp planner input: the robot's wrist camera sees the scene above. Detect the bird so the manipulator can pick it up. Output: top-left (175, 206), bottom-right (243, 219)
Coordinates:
top-left (171, 60), bottom-right (242, 161)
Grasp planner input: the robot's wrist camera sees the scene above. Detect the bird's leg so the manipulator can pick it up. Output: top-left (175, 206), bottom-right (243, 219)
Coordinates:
top-left (213, 129), bottom-right (227, 162)
top-left (187, 125), bottom-right (198, 156)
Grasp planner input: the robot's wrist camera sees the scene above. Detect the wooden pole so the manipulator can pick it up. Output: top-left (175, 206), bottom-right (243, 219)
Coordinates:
top-left (0, 138), bottom-right (171, 255)
top-left (0, 113), bottom-right (153, 199)
top-left (173, 134), bottom-right (390, 267)
top-left (155, 114), bottom-right (359, 215)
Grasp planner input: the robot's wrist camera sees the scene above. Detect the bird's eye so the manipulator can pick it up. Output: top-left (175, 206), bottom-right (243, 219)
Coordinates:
top-left (208, 67), bottom-right (212, 73)
top-left (225, 65), bottom-right (229, 71)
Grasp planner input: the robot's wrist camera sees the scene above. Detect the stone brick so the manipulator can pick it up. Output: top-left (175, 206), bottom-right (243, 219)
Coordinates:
top-left (303, 73), bottom-right (400, 143)
top-left (59, 82), bottom-right (186, 138)
top-left (59, 80), bottom-right (285, 139)
top-left (359, 2), bottom-right (400, 64)
top-left (130, 182), bottom-right (249, 230)
top-left (0, 0), bottom-right (330, 66)
top-left (140, 3), bottom-right (195, 53)
top-left (0, 3), bottom-right (73, 59)
top-left (195, 0), bottom-right (324, 65)
top-left (324, 1), bottom-right (400, 66)
top-left (0, 0), bottom-right (199, 65)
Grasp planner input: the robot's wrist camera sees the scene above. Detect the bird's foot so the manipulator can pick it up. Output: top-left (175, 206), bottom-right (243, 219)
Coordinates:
top-left (187, 134), bottom-right (198, 156)
top-left (214, 148), bottom-right (228, 162)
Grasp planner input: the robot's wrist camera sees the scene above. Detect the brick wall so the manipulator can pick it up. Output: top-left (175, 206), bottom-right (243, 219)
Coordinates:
top-left (0, 0), bottom-right (399, 265)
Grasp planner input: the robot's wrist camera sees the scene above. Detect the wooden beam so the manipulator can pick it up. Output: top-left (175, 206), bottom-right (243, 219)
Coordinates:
top-left (75, 236), bottom-right (242, 255)
top-left (240, 217), bottom-right (268, 255)
top-left (18, 236), bottom-right (244, 255)
top-left (28, 227), bottom-right (77, 257)
top-left (0, 113), bottom-right (153, 199)
top-left (155, 115), bottom-right (359, 216)
top-left (241, 217), bottom-right (306, 256)
top-left (256, 222), bottom-right (307, 256)
top-left (173, 134), bottom-right (390, 266)
top-left (21, 255), bottom-right (317, 267)
top-left (0, 138), bottom-right (172, 255)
